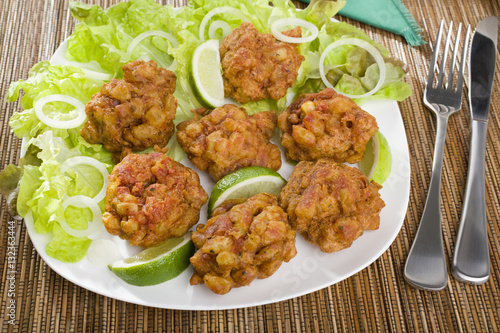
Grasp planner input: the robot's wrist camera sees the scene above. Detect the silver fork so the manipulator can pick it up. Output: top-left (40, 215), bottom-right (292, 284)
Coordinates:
top-left (404, 21), bottom-right (471, 291)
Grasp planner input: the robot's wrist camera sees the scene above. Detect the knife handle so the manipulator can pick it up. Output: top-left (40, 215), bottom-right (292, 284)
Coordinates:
top-left (452, 120), bottom-right (490, 284)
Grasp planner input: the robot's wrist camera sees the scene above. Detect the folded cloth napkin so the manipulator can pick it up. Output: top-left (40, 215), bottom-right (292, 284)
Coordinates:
top-left (298, 0), bottom-right (426, 46)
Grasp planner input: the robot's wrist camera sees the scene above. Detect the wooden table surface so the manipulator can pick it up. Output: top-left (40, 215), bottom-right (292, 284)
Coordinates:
top-left (1, 0), bottom-right (499, 332)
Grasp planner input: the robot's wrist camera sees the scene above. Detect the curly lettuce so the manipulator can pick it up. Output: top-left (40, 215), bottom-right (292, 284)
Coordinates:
top-left (17, 131), bottom-right (113, 262)
top-left (292, 20), bottom-right (412, 105)
top-left (2, 0), bottom-right (412, 264)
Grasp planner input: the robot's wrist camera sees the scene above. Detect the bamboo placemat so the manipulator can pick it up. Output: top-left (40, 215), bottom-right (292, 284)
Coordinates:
top-left (1, 0), bottom-right (499, 332)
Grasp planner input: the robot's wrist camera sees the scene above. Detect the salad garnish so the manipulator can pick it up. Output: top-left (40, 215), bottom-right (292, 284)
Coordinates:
top-left (0, 0), bottom-right (412, 263)
top-left (34, 94), bottom-right (86, 129)
top-left (271, 18), bottom-right (319, 43)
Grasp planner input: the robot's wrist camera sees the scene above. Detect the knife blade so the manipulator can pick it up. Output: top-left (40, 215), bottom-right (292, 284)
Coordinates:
top-left (452, 16), bottom-right (498, 285)
top-left (468, 16), bottom-right (498, 121)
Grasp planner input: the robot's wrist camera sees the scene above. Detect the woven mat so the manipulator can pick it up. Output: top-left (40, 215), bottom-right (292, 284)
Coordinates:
top-left (1, 0), bottom-right (499, 332)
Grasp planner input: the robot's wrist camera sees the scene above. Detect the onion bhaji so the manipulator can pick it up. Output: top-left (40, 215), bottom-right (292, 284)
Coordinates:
top-left (102, 152), bottom-right (208, 248)
top-left (81, 60), bottom-right (177, 161)
top-left (176, 104), bottom-right (282, 181)
top-left (278, 159), bottom-right (385, 253)
top-left (190, 193), bottom-right (297, 295)
top-left (278, 88), bottom-right (379, 163)
top-left (220, 22), bottom-right (305, 104)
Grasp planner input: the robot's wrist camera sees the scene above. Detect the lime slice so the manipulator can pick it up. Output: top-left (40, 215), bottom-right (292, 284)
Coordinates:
top-left (208, 166), bottom-right (287, 216)
top-left (191, 39), bottom-right (224, 108)
top-left (359, 131), bottom-right (392, 184)
top-left (108, 233), bottom-right (194, 286)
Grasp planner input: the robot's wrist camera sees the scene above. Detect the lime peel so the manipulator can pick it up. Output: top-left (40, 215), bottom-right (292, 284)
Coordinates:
top-left (191, 39), bottom-right (224, 108)
top-left (208, 166), bottom-right (287, 216)
top-left (108, 233), bottom-right (194, 286)
top-left (359, 131), bottom-right (392, 184)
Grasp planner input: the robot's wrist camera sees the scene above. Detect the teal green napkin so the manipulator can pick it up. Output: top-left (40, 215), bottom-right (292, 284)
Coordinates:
top-left (298, 0), bottom-right (425, 46)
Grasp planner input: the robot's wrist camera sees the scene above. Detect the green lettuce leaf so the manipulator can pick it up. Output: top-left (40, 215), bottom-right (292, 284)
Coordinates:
top-left (17, 131), bottom-right (112, 263)
top-left (291, 21), bottom-right (412, 106)
top-left (7, 61), bottom-right (105, 150)
top-left (189, 0), bottom-right (275, 34)
top-left (0, 145), bottom-right (42, 217)
top-left (4, 0), bottom-right (411, 265)
top-left (67, 0), bottom-right (181, 77)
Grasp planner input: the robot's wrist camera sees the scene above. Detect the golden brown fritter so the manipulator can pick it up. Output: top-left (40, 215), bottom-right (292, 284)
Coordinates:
top-left (278, 159), bottom-right (385, 253)
top-left (176, 104), bottom-right (282, 181)
top-left (102, 152), bottom-right (208, 248)
top-left (190, 193), bottom-right (297, 295)
top-left (220, 22), bottom-right (304, 104)
top-left (81, 60), bottom-right (177, 161)
top-left (278, 88), bottom-right (378, 163)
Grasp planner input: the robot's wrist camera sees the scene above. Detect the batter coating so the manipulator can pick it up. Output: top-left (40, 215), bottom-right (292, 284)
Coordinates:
top-left (278, 88), bottom-right (378, 163)
top-left (220, 22), bottom-right (304, 104)
top-left (278, 159), bottom-right (385, 253)
top-left (176, 104), bottom-right (282, 181)
top-left (81, 60), bottom-right (177, 161)
top-left (190, 193), bottom-right (297, 295)
top-left (102, 152), bottom-right (208, 248)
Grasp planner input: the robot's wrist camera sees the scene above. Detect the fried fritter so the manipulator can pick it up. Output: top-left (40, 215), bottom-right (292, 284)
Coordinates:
top-left (220, 22), bottom-right (304, 104)
top-left (81, 60), bottom-right (177, 161)
top-left (278, 88), bottom-right (378, 163)
top-left (176, 104), bottom-right (282, 181)
top-left (102, 152), bottom-right (208, 248)
top-left (278, 159), bottom-right (385, 253)
top-left (190, 193), bottom-right (297, 295)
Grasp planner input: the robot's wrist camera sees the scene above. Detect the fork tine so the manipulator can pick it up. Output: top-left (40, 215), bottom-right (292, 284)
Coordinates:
top-left (455, 24), bottom-right (471, 92)
top-left (426, 20), bottom-right (445, 89)
top-left (436, 22), bottom-right (454, 89)
top-left (445, 23), bottom-right (462, 92)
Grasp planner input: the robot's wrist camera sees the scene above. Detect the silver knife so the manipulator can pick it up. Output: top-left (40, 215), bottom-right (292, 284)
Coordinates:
top-left (452, 16), bottom-right (498, 285)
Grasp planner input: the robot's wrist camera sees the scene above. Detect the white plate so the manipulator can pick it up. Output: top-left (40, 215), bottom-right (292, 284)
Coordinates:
top-left (23, 38), bottom-right (410, 310)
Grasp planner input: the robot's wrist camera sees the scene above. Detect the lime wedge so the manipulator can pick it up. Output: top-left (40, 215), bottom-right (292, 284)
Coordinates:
top-left (191, 39), bottom-right (224, 108)
top-left (208, 166), bottom-right (287, 216)
top-left (359, 131), bottom-right (392, 184)
top-left (108, 233), bottom-right (194, 286)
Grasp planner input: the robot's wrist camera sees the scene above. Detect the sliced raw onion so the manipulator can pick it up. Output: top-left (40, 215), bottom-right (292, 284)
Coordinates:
top-left (60, 195), bottom-right (102, 238)
top-left (319, 38), bottom-right (386, 99)
top-left (34, 94), bottom-right (86, 129)
top-left (57, 61), bottom-right (112, 81)
top-left (87, 239), bottom-right (122, 266)
top-left (208, 20), bottom-right (233, 40)
top-left (60, 156), bottom-right (109, 203)
top-left (271, 18), bottom-right (319, 43)
top-left (79, 68), bottom-right (113, 81)
top-left (127, 30), bottom-right (178, 71)
top-left (127, 30), bottom-right (179, 56)
top-left (199, 6), bottom-right (248, 41)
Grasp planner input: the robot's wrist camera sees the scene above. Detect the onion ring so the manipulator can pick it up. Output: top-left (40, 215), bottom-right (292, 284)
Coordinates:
top-left (271, 18), bottom-right (319, 43)
top-left (60, 156), bottom-right (110, 204)
top-left (34, 94), bottom-right (86, 129)
top-left (60, 195), bottom-right (102, 238)
top-left (208, 20), bottom-right (233, 40)
top-left (199, 6), bottom-right (248, 41)
top-left (319, 38), bottom-right (386, 99)
top-left (127, 30), bottom-right (179, 54)
top-left (127, 30), bottom-right (178, 71)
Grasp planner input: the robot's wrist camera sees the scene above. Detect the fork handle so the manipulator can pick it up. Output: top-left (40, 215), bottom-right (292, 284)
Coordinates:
top-left (404, 115), bottom-right (449, 291)
top-left (452, 120), bottom-right (490, 284)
